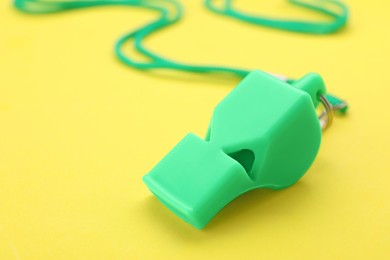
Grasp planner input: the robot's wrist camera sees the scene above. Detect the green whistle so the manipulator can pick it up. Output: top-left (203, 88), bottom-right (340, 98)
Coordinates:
top-left (143, 70), bottom-right (325, 229)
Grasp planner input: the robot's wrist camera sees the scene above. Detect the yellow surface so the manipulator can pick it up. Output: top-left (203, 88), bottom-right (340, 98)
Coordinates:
top-left (1, 1), bottom-right (389, 259)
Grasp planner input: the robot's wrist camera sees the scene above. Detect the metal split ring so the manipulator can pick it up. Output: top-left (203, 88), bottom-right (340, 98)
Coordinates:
top-left (319, 95), bottom-right (334, 131)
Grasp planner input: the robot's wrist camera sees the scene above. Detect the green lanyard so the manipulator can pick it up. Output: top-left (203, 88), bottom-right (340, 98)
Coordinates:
top-left (205, 0), bottom-right (349, 34)
top-left (14, 0), bottom-right (349, 109)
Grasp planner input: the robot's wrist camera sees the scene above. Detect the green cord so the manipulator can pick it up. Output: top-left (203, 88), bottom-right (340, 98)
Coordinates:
top-left (205, 0), bottom-right (349, 34)
top-left (13, 0), bottom-right (349, 108)
top-left (14, 0), bottom-right (251, 77)
top-left (115, 0), bottom-right (251, 77)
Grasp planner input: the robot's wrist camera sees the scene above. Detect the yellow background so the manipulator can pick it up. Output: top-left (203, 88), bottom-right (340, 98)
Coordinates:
top-left (1, 0), bottom-right (389, 259)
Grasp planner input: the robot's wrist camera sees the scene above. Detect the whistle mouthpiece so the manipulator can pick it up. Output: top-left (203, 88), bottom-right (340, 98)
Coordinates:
top-left (144, 70), bottom-right (325, 229)
top-left (143, 134), bottom-right (249, 229)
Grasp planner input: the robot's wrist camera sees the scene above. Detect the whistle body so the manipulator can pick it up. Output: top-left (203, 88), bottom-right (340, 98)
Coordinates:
top-left (143, 70), bottom-right (325, 229)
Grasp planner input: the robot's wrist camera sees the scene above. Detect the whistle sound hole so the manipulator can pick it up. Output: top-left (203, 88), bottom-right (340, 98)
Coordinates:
top-left (228, 149), bottom-right (255, 176)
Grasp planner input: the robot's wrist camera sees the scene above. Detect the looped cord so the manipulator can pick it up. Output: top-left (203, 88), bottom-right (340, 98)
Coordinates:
top-left (205, 0), bottom-right (349, 34)
top-left (14, 0), bottom-right (349, 107)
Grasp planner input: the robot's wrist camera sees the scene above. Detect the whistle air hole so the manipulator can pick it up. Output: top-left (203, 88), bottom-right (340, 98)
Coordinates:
top-left (228, 149), bottom-right (255, 176)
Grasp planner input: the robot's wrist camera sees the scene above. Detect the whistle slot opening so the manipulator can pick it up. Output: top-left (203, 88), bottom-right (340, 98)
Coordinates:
top-left (228, 149), bottom-right (255, 177)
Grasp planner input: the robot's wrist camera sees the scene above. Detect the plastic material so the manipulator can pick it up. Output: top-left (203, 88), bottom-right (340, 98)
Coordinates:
top-left (143, 70), bottom-right (325, 229)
